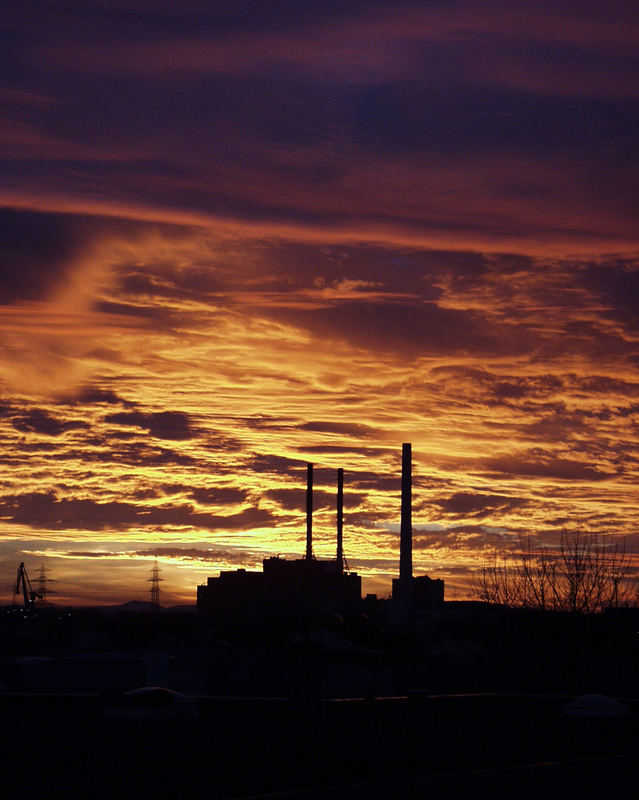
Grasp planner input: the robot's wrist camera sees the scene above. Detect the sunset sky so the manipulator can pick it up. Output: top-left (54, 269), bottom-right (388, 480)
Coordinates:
top-left (2, 1), bottom-right (639, 605)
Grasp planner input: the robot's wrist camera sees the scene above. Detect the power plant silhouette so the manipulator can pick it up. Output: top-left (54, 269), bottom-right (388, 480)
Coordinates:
top-left (197, 443), bottom-right (444, 620)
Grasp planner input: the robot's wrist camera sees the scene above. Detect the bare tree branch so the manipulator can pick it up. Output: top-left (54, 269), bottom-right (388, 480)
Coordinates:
top-left (473, 531), bottom-right (633, 613)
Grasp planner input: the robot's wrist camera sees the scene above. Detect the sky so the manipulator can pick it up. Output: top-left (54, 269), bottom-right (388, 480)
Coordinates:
top-left (1, 0), bottom-right (639, 605)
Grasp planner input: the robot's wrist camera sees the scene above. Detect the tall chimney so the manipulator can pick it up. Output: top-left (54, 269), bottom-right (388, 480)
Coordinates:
top-left (399, 443), bottom-right (412, 583)
top-left (336, 468), bottom-right (344, 571)
top-left (306, 462), bottom-right (313, 560)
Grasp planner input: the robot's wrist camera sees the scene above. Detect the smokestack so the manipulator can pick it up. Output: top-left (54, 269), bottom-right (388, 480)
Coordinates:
top-left (306, 462), bottom-right (313, 560)
top-left (336, 468), bottom-right (344, 571)
top-left (399, 443), bottom-right (412, 583)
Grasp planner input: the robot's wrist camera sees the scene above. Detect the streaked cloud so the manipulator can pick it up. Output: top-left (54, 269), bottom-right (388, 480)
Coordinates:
top-left (2, 3), bottom-right (639, 252)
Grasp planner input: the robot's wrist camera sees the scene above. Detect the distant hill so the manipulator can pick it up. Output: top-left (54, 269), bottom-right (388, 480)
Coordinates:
top-left (1, 600), bottom-right (198, 614)
top-left (97, 600), bottom-right (158, 614)
top-left (93, 601), bottom-right (196, 615)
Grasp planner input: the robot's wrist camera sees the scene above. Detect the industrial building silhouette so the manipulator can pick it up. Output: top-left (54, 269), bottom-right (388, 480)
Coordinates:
top-left (197, 443), bottom-right (443, 620)
top-left (392, 443), bottom-right (445, 613)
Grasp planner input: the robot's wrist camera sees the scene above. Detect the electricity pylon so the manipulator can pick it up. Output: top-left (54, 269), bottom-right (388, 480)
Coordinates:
top-left (148, 559), bottom-right (163, 609)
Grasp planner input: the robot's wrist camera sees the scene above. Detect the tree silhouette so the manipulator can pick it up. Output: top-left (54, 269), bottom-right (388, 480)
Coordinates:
top-left (474, 531), bottom-right (633, 613)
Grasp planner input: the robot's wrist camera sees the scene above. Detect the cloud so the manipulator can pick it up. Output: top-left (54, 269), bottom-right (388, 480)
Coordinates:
top-left (269, 300), bottom-right (536, 358)
top-left (11, 408), bottom-right (89, 436)
top-left (433, 492), bottom-right (528, 519)
top-left (185, 487), bottom-right (250, 506)
top-left (46, 439), bottom-right (199, 468)
top-left (299, 420), bottom-right (377, 438)
top-left (247, 453), bottom-right (307, 476)
top-left (63, 546), bottom-right (256, 565)
top-left (575, 375), bottom-right (639, 396)
top-left (0, 208), bottom-right (185, 303)
top-left (296, 443), bottom-right (390, 456)
top-left (58, 386), bottom-right (135, 406)
top-left (0, 490), bottom-right (276, 532)
top-left (412, 525), bottom-right (517, 552)
top-left (2, 5), bottom-right (638, 253)
top-left (264, 487), bottom-right (365, 511)
top-left (104, 410), bottom-right (196, 440)
top-left (581, 260), bottom-right (639, 331)
top-left (0, 208), bottom-right (83, 303)
top-left (132, 546), bottom-right (254, 564)
top-left (480, 454), bottom-right (615, 482)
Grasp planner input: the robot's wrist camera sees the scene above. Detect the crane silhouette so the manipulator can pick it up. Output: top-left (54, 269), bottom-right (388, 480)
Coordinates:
top-left (14, 562), bottom-right (41, 610)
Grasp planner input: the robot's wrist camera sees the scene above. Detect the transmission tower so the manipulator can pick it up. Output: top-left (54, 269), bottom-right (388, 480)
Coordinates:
top-left (148, 559), bottom-right (163, 609)
top-left (36, 562), bottom-right (50, 608)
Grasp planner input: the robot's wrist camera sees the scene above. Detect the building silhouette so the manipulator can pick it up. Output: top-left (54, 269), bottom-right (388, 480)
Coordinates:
top-left (197, 463), bottom-right (361, 621)
top-left (197, 445), bottom-right (443, 622)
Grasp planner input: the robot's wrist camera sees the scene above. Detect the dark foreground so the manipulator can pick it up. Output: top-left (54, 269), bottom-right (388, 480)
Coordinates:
top-left (2, 604), bottom-right (638, 796)
top-left (2, 692), bottom-right (637, 798)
